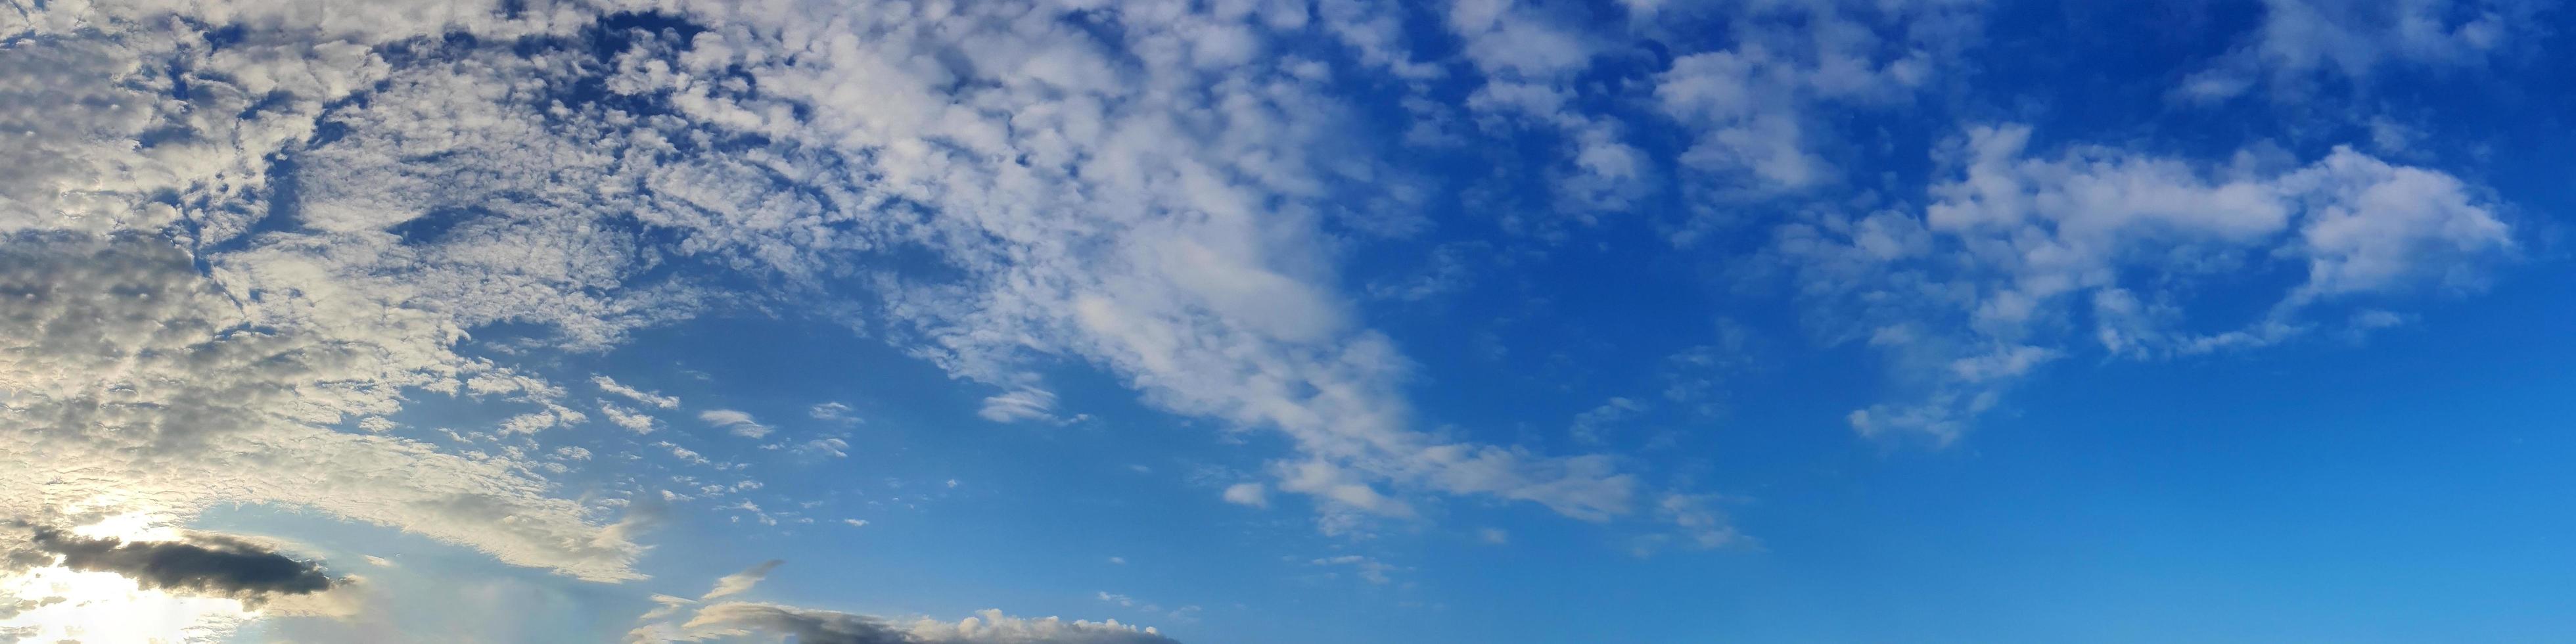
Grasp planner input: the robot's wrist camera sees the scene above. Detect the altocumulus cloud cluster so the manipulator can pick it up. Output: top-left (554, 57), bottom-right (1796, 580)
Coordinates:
top-left (0, 0), bottom-right (2541, 640)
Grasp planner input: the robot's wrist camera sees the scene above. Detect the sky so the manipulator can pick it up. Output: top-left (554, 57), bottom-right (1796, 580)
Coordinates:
top-left (2, 0), bottom-right (2573, 642)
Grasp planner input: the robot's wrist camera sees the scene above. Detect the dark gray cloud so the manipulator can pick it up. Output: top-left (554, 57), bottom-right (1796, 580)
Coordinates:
top-left (679, 603), bottom-right (911, 644)
top-left (670, 603), bottom-right (1181, 644)
top-left (27, 528), bottom-right (333, 603)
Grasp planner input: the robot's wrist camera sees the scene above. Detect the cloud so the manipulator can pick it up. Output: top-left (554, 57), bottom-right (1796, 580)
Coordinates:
top-left (2278, 149), bottom-right (2514, 300)
top-left (1569, 397), bottom-right (1647, 445)
top-left (601, 403), bottom-right (663, 434)
top-left (1221, 483), bottom-right (1269, 509)
top-left (2178, 0), bottom-right (2534, 103)
top-left (12, 527), bottom-right (332, 605)
top-left (641, 594), bottom-right (698, 622)
top-left (633, 564), bottom-right (1175, 644)
top-left (1655, 494), bottom-right (1749, 551)
top-left (977, 388), bottom-right (1067, 425)
top-left (799, 438), bottom-right (853, 459)
top-left (648, 603), bottom-right (1179, 644)
top-left (702, 559), bottom-right (782, 601)
top-left (1306, 554), bottom-right (1398, 585)
top-left (0, 234), bottom-right (643, 581)
top-left (1364, 242), bottom-right (1483, 302)
top-left (810, 402), bottom-right (862, 425)
top-left (699, 409), bottom-right (773, 439)
top-left (597, 376), bottom-right (682, 410)
top-left (1777, 124), bottom-right (2512, 442)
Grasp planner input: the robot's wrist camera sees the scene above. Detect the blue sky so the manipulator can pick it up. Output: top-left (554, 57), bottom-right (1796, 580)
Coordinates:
top-left (3, 0), bottom-right (2574, 642)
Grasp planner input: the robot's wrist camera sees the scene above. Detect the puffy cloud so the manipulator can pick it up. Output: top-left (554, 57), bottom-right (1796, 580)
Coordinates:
top-left (1423, 0), bottom-right (1984, 241)
top-left (1781, 124), bottom-right (2512, 441)
top-left (2277, 149), bottom-right (2514, 300)
top-left (602, 403), bottom-right (664, 434)
top-left (2178, 0), bottom-right (2537, 102)
top-left (1655, 49), bottom-right (1831, 189)
top-left (1220, 483), bottom-right (1269, 509)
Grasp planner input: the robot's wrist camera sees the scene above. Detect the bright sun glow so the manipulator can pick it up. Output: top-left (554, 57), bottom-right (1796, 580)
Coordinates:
top-left (0, 515), bottom-right (258, 643)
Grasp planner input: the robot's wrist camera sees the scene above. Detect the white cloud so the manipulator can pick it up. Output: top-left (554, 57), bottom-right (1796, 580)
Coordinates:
top-left (1306, 554), bottom-right (1398, 585)
top-left (1782, 124), bottom-right (2512, 442)
top-left (1569, 397), bottom-right (1646, 445)
top-left (977, 388), bottom-right (1066, 425)
top-left (798, 438), bottom-right (852, 459)
top-left (702, 560), bottom-right (782, 601)
top-left (2278, 149), bottom-right (2513, 300)
top-left (659, 442), bottom-right (710, 467)
top-left (1220, 483), bottom-right (1270, 509)
top-left (1657, 50), bottom-right (1829, 189)
top-left (642, 603), bottom-right (1177, 644)
top-left (1656, 494), bottom-right (1747, 551)
top-left (699, 410), bottom-right (772, 440)
top-left (601, 403), bottom-right (662, 434)
top-left (809, 402), bottom-right (861, 425)
top-left (596, 376), bottom-right (681, 410)
top-left (2178, 0), bottom-right (2532, 103)
top-left (632, 564), bottom-right (1173, 643)
top-left (1364, 242), bottom-right (1482, 302)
